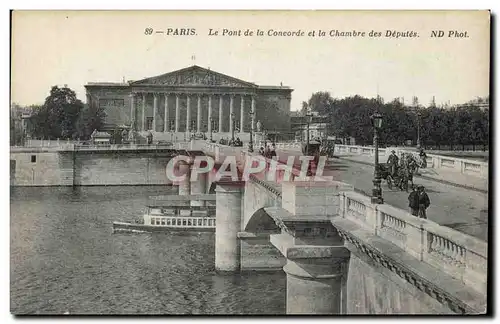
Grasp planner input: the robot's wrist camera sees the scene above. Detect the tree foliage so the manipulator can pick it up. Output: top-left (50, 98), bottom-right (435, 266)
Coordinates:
top-left (28, 85), bottom-right (105, 140)
top-left (306, 92), bottom-right (490, 149)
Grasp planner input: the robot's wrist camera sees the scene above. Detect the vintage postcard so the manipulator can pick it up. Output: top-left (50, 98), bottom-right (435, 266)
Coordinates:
top-left (10, 10), bottom-right (489, 315)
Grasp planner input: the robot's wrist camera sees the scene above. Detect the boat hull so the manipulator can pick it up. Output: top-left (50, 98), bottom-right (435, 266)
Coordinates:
top-left (112, 221), bottom-right (215, 233)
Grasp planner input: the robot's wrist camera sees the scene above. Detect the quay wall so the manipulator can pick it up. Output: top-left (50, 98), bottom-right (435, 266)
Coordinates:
top-left (10, 150), bottom-right (174, 186)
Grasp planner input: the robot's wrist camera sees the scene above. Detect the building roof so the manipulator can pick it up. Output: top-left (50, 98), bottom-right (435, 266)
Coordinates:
top-left (130, 65), bottom-right (258, 88)
top-left (85, 65), bottom-right (292, 91)
top-left (258, 85), bottom-right (292, 90)
top-left (85, 82), bottom-right (129, 87)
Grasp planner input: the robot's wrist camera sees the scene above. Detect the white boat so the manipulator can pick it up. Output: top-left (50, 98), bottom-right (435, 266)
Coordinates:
top-left (113, 198), bottom-right (216, 233)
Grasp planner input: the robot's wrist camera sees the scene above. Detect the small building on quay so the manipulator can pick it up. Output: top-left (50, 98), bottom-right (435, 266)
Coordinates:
top-left (85, 65), bottom-right (294, 142)
top-left (290, 111), bottom-right (329, 141)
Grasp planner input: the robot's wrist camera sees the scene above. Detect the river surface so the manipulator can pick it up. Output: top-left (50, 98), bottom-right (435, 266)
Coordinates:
top-left (10, 186), bottom-right (285, 315)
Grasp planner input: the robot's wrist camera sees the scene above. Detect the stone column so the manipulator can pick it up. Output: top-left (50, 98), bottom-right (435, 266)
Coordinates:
top-left (153, 93), bottom-right (158, 132)
top-left (196, 94), bottom-right (202, 133)
top-left (208, 95), bottom-right (213, 136)
top-left (251, 95), bottom-right (256, 132)
top-left (186, 95), bottom-right (191, 133)
top-left (240, 95), bottom-right (245, 132)
top-left (141, 93), bottom-right (146, 131)
top-left (229, 94), bottom-right (235, 135)
top-left (269, 181), bottom-right (354, 315)
top-left (164, 93), bottom-right (169, 132)
top-left (190, 170), bottom-right (207, 206)
top-left (129, 93), bottom-right (136, 129)
top-left (215, 179), bottom-right (243, 271)
top-left (218, 94), bottom-right (223, 133)
top-left (175, 94), bottom-right (180, 132)
top-left (284, 253), bottom-right (349, 314)
top-left (178, 160), bottom-right (191, 196)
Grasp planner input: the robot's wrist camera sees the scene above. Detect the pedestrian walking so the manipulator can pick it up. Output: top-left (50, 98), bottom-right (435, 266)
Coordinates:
top-left (408, 186), bottom-right (419, 216)
top-left (387, 150), bottom-right (399, 178)
top-left (419, 149), bottom-right (427, 168)
top-left (417, 185), bottom-right (430, 219)
top-left (270, 143), bottom-right (277, 158)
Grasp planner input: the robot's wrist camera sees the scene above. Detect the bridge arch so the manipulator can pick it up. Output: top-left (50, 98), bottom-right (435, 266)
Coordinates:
top-left (242, 177), bottom-right (281, 230)
top-left (244, 207), bottom-right (280, 233)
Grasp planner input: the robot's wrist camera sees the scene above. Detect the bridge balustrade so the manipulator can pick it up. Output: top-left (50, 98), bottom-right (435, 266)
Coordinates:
top-left (334, 144), bottom-right (487, 178)
top-left (338, 190), bottom-right (487, 295)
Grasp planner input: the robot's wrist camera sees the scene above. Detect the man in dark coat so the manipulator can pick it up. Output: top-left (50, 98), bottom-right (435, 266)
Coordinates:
top-left (419, 149), bottom-right (427, 168)
top-left (408, 187), bottom-right (419, 216)
top-left (387, 150), bottom-right (399, 177)
top-left (417, 185), bottom-right (430, 219)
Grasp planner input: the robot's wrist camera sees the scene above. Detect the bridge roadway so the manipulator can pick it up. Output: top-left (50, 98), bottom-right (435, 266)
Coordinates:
top-left (256, 149), bottom-right (488, 242)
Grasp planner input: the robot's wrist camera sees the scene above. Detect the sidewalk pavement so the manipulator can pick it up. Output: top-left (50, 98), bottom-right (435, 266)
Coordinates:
top-left (337, 154), bottom-right (488, 193)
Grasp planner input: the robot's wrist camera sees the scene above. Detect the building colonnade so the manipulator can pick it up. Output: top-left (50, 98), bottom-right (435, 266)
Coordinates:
top-left (129, 92), bottom-right (256, 134)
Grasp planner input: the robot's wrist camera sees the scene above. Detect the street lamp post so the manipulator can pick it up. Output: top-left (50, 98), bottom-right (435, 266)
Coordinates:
top-left (305, 112), bottom-right (313, 156)
top-left (370, 112), bottom-right (384, 204)
top-left (416, 111), bottom-right (421, 149)
top-left (230, 112), bottom-right (235, 142)
top-left (248, 110), bottom-right (255, 152)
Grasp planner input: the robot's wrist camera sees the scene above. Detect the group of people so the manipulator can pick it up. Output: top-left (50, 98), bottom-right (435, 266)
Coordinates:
top-left (408, 185), bottom-right (431, 219)
top-left (259, 141), bottom-right (277, 158)
top-left (385, 148), bottom-right (428, 190)
top-left (218, 137), bottom-right (243, 147)
top-left (386, 149), bottom-right (431, 219)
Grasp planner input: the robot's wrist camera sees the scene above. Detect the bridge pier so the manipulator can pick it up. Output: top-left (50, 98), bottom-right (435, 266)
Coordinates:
top-left (178, 160), bottom-right (191, 196)
top-left (284, 252), bottom-right (350, 314)
top-left (190, 171), bottom-right (208, 206)
top-left (215, 179), bottom-right (244, 272)
top-left (267, 180), bottom-right (353, 314)
top-left (269, 219), bottom-right (351, 315)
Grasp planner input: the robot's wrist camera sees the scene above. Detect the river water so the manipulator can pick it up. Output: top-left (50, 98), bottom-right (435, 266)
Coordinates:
top-left (10, 186), bottom-right (286, 315)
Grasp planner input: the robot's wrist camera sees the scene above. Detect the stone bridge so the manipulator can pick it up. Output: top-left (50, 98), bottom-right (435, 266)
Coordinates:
top-left (194, 143), bottom-right (487, 315)
top-left (19, 140), bottom-right (486, 314)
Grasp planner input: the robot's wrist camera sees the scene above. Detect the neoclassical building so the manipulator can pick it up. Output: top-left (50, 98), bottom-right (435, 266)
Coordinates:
top-left (85, 65), bottom-right (293, 141)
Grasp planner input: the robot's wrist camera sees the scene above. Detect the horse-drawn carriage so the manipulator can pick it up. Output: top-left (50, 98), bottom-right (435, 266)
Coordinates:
top-left (302, 140), bottom-right (322, 176)
top-left (377, 162), bottom-right (415, 192)
top-left (319, 137), bottom-right (340, 157)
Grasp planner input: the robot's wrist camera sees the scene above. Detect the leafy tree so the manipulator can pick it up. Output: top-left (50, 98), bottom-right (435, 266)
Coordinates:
top-left (303, 92), bottom-right (490, 150)
top-left (30, 86), bottom-right (84, 139)
top-left (307, 91), bottom-right (335, 116)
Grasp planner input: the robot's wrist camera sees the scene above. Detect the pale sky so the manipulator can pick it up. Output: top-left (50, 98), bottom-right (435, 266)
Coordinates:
top-left (11, 10), bottom-right (490, 110)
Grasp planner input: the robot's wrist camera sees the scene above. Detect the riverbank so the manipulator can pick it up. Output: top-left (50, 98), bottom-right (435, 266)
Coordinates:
top-left (10, 149), bottom-right (175, 187)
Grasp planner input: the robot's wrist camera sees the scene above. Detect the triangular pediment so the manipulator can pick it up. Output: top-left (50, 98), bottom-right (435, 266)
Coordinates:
top-left (131, 65), bottom-right (256, 88)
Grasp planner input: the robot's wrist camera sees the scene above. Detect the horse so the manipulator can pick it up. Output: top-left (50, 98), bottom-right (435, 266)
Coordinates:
top-left (379, 161), bottom-right (410, 192)
top-left (405, 156), bottom-right (419, 188)
top-left (396, 166), bottom-right (411, 192)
